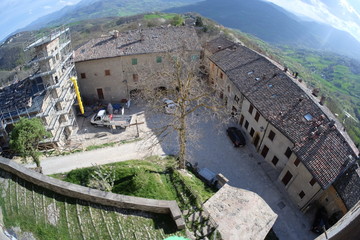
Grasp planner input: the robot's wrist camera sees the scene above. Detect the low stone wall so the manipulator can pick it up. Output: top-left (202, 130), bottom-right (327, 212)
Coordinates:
top-left (0, 157), bottom-right (185, 229)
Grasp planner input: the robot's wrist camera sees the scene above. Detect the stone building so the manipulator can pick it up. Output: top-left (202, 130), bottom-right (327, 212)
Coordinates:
top-left (74, 26), bottom-right (202, 103)
top-left (0, 28), bottom-right (78, 149)
top-left (205, 36), bottom-right (360, 216)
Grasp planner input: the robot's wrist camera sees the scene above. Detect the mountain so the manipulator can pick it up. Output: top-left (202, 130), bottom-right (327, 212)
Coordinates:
top-left (165, 0), bottom-right (360, 60)
top-left (12, 0), bottom-right (360, 59)
top-left (18, 0), bottom-right (201, 32)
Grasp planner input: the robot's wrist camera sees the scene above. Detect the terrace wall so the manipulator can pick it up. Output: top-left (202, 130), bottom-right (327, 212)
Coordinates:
top-left (0, 157), bottom-right (185, 229)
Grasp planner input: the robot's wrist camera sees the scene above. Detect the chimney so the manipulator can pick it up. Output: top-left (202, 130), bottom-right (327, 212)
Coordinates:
top-left (140, 33), bottom-right (144, 42)
top-left (113, 30), bottom-right (119, 38)
top-left (312, 88), bottom-right (320, 97)
top-left (319, 95), bottom-right (326, 105)
top-left (217, 45), bottom-right (222, 50)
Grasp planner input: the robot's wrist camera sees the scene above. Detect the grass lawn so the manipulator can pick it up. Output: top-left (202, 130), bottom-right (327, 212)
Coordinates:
top-left (51, 156), bottom-right (216, 209)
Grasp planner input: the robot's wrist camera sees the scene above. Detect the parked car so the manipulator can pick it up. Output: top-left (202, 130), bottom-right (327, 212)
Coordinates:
top-left (226, 127), bottom-right (246, 147)
top-left (311, 207), bottom-right (329, 234)
top-left (162, 98), bottom-right (177, 114)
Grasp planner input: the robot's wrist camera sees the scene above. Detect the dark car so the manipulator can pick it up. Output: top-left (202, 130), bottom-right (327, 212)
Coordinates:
top-left (311, 207), bottom-right (329, 234)
top-left (227, 127), bottom-right (246, 147)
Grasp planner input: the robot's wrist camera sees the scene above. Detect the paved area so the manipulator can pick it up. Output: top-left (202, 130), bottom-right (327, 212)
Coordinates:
top-left (24, 104), bottom-right (317, 239)
top-left (28, 140), bottom-right (164, 175)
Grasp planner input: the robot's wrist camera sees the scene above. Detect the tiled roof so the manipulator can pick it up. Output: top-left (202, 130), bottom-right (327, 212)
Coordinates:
top-left (333, 164), bottom-right (360, 210)
top-left (210, 44), bottom-right (358, 189)
top-left (209, 46), bottom-right (261, 72)
top-left (75, 26), bottom-right (202, 62)
top-left (204, 37), bottom-right (236, 54)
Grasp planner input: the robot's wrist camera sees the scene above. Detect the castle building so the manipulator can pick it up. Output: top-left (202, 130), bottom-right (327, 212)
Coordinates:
top-left (0, 28), bottom-right (78, 149)
top-left (74, 26), bottom-right (202, 103)
top-left (204, 37), bottom-right (360, 215)
top-left (73, 27), bottom-right (359, 215)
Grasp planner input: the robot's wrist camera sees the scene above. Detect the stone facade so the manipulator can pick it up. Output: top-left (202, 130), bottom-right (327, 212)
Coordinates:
top-left (74, 26), bottom-right (202, 104)
top-left (205, 36), bottom-right (360, 214)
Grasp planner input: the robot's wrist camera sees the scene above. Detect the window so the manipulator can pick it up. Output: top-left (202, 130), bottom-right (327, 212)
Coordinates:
top-left (133, 74), bottom-right (139, 82)
top-left (132, 58), bottom-right (138, 65)
top-left (97, 88), bottom-right (104, 100)
top-left (239, 115), bottom-right (244, 126)
top-left (232, 106), bottom-right (237, 117)
top-left (261, 145), bottom-right (269, 158)
top-left (282, 171), bottom-right (293, 186)
top-left (248, 104), bottom-right (254, 114)
top-left (156, 56), bottom-right (162, 63)
top-left (250, 128), bottom-right (255, 137)
top-left (294, 158), bottom-right (300, 167)
top-left (244, 120), bottom-right (249, 130)
top-left (80, 73), bottom-right (86, 79)
top-left (310, 178), bottom-right (316, 186)
top-left (255, 112), bottom-right (260, 122)
top-left (234, 95), bottom-right (239, 103)
top-left (227, 86), bottom-right (230, 92)
top-left (304, 113), bottom-right (313, 121)
top-left (285, 147), bottom-right (292, 158)
top-left (299, 191), bottom-right (305, 199)
top-left (220, 72), bottom-right (223, 79)
top-left (105, 69), bottom-right (111, 76)
top-left (219, 91), bottom-right (224, 99)
top-left (272, 156), bottom-right (279, 166)
top-left (268, 130), bottom-right (275, 141)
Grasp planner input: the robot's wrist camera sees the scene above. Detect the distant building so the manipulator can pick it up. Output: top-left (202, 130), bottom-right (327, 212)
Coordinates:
top-left (205, 36), bottom-right (360, 216)
top-left (0, 28), bottom-right (78, 149)
top-left (74, 26), bottom-right (202, 103)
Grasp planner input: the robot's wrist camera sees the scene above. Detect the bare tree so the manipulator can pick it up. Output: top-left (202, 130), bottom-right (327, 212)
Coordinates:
top-left (139, 52), bottom-right (229, 169)
top-left (88, 164), bottom-right (116, 192)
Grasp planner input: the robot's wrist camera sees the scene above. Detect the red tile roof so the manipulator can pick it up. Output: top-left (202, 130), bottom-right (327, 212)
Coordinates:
top-left (74, 26), bottom-right (202, 62)
top-left (209, 43), bottom-right (358, 189)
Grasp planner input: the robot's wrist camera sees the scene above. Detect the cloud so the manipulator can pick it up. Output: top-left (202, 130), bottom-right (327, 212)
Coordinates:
top-left (59, 0), bottom-right (77, 6)
top-left (339, 0), bottom-right (360, 19)
top-left (43, 5), bottom-right (52, 9)
top-left (265, 0), bottom-right (360, 42)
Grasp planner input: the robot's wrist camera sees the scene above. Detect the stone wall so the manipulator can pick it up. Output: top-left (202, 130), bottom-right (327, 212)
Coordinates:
top-left (0, 157), bottom-right (185, 229)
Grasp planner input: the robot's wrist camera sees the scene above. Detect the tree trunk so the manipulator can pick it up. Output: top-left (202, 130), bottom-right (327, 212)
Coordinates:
top-left (31, 153), bottom-right (42, 173)
top-left (178, 99), bottom-right (187, 169)
top-left (178, 119), bottom-right (186, 169)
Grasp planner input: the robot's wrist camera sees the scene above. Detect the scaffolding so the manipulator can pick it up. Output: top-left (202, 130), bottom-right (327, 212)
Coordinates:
top-left (0, 27), bottom-right (78, 149)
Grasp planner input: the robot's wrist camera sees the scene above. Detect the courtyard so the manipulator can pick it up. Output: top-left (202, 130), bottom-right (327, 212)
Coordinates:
top-left (29, 101), bottom-right (319, 240)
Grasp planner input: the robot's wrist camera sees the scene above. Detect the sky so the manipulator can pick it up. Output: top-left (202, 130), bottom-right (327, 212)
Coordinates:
top-left (0, 0), bottom-right (81, 41)
top-left (264, 0), bottom-right (360, 42)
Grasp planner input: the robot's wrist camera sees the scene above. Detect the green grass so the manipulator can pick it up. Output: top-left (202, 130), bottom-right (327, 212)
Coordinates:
top-left (51, 156), bottom-right (216, 207)
top-left (0, 170), bottom-right (184, 239)
top-left (144, 13), bottom-right (177, 20)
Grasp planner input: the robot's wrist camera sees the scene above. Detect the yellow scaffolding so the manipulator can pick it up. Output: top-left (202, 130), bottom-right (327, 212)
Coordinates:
top-left (70, 77), bottom-right (84, 114)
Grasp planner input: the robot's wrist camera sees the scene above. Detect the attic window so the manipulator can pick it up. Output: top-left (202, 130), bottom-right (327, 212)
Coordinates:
top-left (255, 77), bottom-right (260, 81)
top-left (268, 84), bottom-right (273, 88)
top-left (304, 113), bottom-right (313, 121)
top-left (247, 71), bottom-right (254, 75)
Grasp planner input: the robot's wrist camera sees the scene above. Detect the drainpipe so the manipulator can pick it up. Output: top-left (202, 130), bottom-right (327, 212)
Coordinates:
top-left (257, 121), bottom-right (269, 152)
